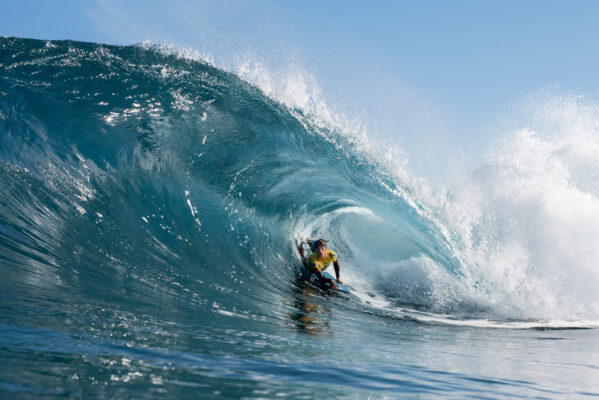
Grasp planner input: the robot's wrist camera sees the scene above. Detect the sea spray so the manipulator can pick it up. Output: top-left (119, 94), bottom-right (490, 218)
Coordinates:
top-left (441, 97), bottom-right (599, 320)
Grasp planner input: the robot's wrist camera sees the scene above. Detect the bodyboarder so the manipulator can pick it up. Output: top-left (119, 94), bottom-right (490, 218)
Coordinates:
top-left (297, 238), bottom-right (343, 291)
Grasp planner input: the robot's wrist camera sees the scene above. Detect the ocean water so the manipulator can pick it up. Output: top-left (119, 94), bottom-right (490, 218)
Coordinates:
top-left (1, 37), bottom-right (599, 399)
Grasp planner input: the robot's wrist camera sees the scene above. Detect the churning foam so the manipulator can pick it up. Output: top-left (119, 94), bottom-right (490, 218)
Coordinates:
top-left (441, 95), bottom-right (599, 320)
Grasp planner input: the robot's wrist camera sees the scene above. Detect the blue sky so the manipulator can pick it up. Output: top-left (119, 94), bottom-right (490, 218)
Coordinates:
top-left (3, 0), bottom-right (599, 172)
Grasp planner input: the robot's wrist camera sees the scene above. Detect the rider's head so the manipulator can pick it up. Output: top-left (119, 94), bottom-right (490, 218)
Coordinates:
top-left (314, 239), bottom-right (328, 257)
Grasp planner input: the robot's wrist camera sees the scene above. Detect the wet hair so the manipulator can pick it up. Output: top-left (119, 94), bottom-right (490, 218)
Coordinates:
top-left (313, 239), bottom-right (328, 249)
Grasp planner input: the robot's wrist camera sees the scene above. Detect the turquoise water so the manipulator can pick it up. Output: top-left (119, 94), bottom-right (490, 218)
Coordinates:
top-left (1, 37), bottom-right (599, 399)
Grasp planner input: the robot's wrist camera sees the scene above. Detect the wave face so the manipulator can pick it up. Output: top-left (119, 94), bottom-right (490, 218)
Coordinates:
top-left (0, 37), bottom-right (460, 315)
top-left (2, 37), bottom-right (599, 398)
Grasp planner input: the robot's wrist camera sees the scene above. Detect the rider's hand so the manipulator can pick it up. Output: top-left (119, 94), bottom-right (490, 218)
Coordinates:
top-left (337, 278), bottom-right (343, 284)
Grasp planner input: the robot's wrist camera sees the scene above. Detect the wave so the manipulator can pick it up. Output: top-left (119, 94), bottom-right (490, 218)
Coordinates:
top-left (1, 37), bottom-right (598, 328)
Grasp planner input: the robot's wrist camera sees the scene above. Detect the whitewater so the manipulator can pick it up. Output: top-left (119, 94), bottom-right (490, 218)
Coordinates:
top-left (1, 37), bottom-right (599, 398)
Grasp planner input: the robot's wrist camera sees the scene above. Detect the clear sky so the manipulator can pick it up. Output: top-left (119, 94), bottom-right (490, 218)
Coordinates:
top-left (3, 0), bottom-right (599, 174)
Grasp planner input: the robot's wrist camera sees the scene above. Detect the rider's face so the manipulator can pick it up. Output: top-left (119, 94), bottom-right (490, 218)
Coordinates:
top-left (316, 245), bottom-right (327, 258)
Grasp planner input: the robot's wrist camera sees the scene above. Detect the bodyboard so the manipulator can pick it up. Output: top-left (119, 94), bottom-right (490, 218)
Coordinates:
top-left (309, 269), bottom-right (350, 294)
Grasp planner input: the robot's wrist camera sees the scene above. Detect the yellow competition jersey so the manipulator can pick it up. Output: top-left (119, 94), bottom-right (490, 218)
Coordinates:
top-left (306, 250), bottom-right (337, 273)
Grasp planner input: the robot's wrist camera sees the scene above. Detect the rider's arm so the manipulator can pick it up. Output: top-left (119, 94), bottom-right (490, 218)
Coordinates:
top-left (298, 245), bottom-right (308, 268)
top-left (333, 260), bottom-right (342, 283)
top-left (315, 270), bottom-right (337, 290)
